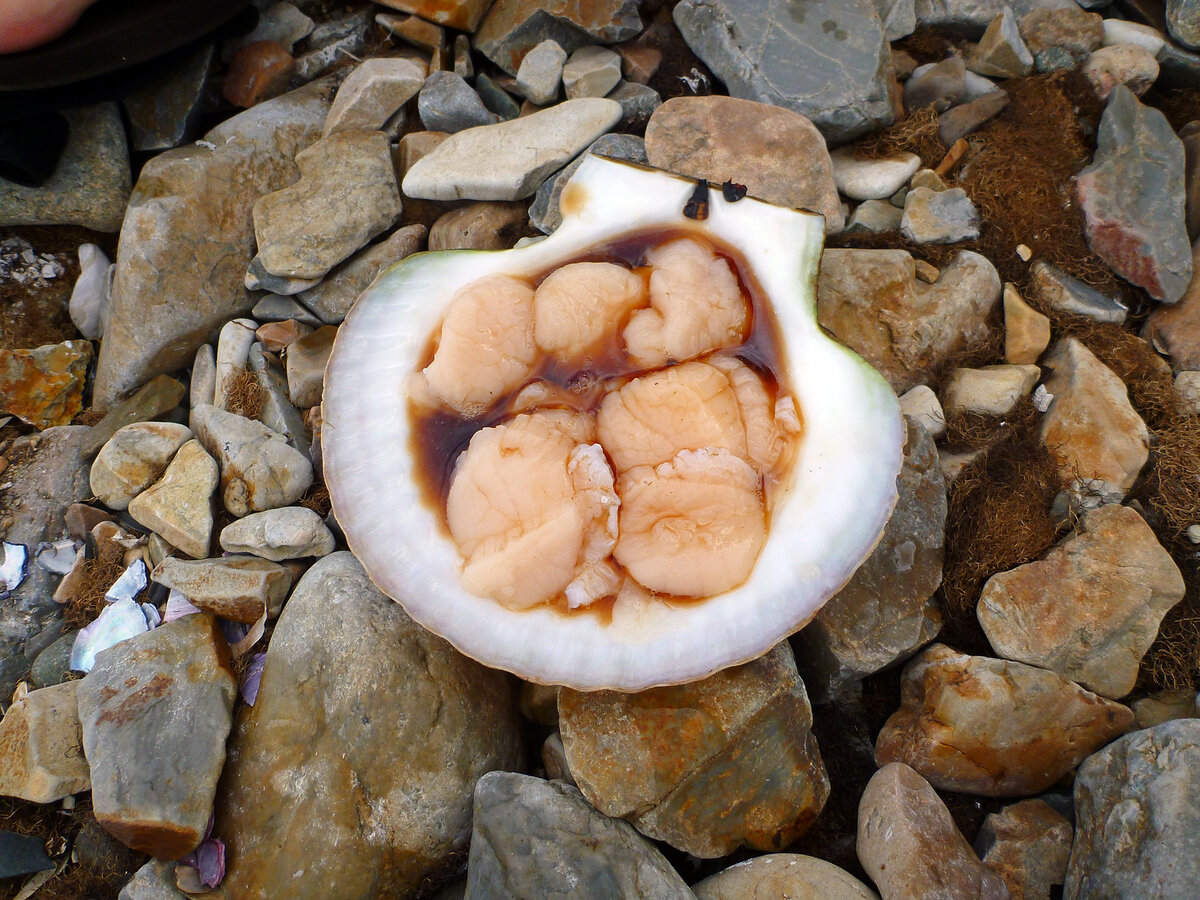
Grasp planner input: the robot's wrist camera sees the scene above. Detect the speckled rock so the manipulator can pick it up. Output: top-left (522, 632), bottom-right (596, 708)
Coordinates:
top-left (1040, 337), bottom-right (1149, 500)
top-left (1167, 0), bottom-right (1200, 51)
top-left (219, 506), bottom-right (335, 560)
top-left (90, 422), bottom-right (192, 511)
top-left (0, 340), bottom-right (93, 429)
top-left (216, 552), bottom-right (523, 900)
top-left (693, 854), bottom-right (879, 900)
top-left (1019, 7), bottom-right (1103, 71)
top-left (976, 799), bottom-right (1073, 900)
top-left (969, 8), bottom-right (1034, 77)
top-left (794, 418), bottom-right (944, 703)
top-left (463, 772), bottom-right (693, 900)
top-left (645, 96), bottom-right (842, 231)
top-left (560, 643), bottom-right (828, 858)
top-left (875, 643), bottom-right (1134, 796)
top-left (1083, 45), bottom-right (1159, 99)
top-left (858, 762), bottom-right (1010, 900)
top-left (126, 440), bottom-right (218, 560)
top-left (429, 201), bottom-right (532, 251)
top-left (1065, 719), bottom-right (1200, 899)
top-left (151, 555), bottom-right (292, 622)
top-left (0, 681), bottom-right (90, 803)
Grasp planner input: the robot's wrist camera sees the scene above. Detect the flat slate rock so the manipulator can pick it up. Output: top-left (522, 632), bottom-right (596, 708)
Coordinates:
top-left (674, 0), bottom-right (893, 145)
top-left (474, 0), bottom-right (644, 75)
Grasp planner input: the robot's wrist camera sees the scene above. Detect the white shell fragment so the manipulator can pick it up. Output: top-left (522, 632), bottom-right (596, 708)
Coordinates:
top-left (323, 157), bottom-right (905, 691)
top-left (1, 542), bottom-right (27, 598)
top-left (69, 599), bottom-right (156, 673)
top-left (35, 540), bottom-right (82, 575)
top-left (105, 559), bottom-right (148, 604)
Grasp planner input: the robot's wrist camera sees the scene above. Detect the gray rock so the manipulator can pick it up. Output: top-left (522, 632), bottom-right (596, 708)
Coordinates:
top-left (847, 198), bottom-right (904, 233)
top-left (122, 44), bottom-right (214, 152)
top-left (94, 81), bottom-right (332, 408)
top-left (473, 0), bottom-right (644, 76)
top-left (915, 0), bottom-right (1073, 35)
top-left (0, 103), bottom-right (130, 232)
top-left (475, 74), bottom-right (521, 121)
top-left (1020, 6), bottom-right (1103, 71)
top-left (324, 57), bottom-right (425, 136)
top-left (516, 39), bottom-right (567, 105)
top-left (247, 344), bottom-right (311, 456)
top-left (969, 8), bottom-right (1034, 77)
top-left (151, 555), bottom-right (292, 622)
top-left (119, 860), bottom-right (191, 900)
top-left (1065, 719), bottom-right (1200, 899)
top-left (191, 404), bottom-right (313, 517)
top-left (297, 224), bottom-right (426, 324)
top-left (562, 45), bottom-right (622, 99)
top-left (216, 552), bottom-right (523, 899)
top-left (939, 89), bottom-right (1009, 145)
top-left (608, 80), bottom-right (661, 131)
top-left (0, 681), bottom-right (90, 803)
top-left (794, 418), bottom-right (945, 703)
top-left (901, 187), bottom-right (981, 243)
top-left (29, 628), bottom-right (78, 688)
top-left (1076, 85), bottom-right (1192, 303)
top-left (294, 10), bottom-right (370, 82)
top-left (1029, 260), bottom-right (1127, 323)
top-left (244, 256), bottom-right (321, 295)
top-left (858, 762), bottom-right (1010, 900)
top-left (1157, 40), bottom-right (1200, 90)
top-left (251, 293), bottom-right (323, 327)
top-left (877, 0), bottom-right (916, 40)
top-left (674, 0), bottom-right (894, 145)
top-left (1167, 0), bottom-right (1200, 51)
top-left (189, 345), bottom-right (216, 411)
top-left (126, 440), bottom-right (218, 560)
top-left (403, 98), bottom-right (622, 201)
top-left (85, 376), bottom-right (187, 456)
top-left (464, 772), bottom-right (693, 900)
top-left (253, 129), bottom-right (401, 281)
top-left (906, 57), bottom-right (968, 112)
top-left (0, 831), bottom-right (53, 879)
top-left (976, 799), bottom-right (1073, 900)
top-left (219, 506), bottom-right (335, 560)
top-left (419, 71), bottom-right (499, 133)
top-left (240, 1), bottom-right (313, 50)
top-left (77, 614), bottom-right (236, 857)
top-left (0, 426), bottom-right (91, 700)
top-left (529, 133), bottom-right (646, 233)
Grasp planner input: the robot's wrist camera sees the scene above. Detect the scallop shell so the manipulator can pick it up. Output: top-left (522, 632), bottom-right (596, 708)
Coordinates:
top-left (323, 157), bottom-right (904, 691)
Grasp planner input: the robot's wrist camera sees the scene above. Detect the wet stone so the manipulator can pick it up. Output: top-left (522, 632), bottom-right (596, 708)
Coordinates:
top-left (90, 422), bottom-right (192, 512)
top-left (126, 440), bottom-right (218, 560)
top-left (151, 555), bottom-right (293, 622)
top-left (419, 71), bottom-right (500, 133)
top-left (219, 506), bottom-right (335, 561)
top-left (0, 681), bottom-right (90, 803)
top-left (875, 643), bottom-right (1134, 796)
top-left (560, 642), bottom-right (828, 858)
top-left (976, 799), bottom-right (1072, 900)
top-left (464, 772), bottom-right (693, 900)
top-left (0, 339), bottom-right (93, 429)
top-left (77, 614), bottom-right (236, 858)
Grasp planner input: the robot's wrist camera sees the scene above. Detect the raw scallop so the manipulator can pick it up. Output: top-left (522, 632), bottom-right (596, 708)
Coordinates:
top-left (534, 261), bottom-right (647, 364)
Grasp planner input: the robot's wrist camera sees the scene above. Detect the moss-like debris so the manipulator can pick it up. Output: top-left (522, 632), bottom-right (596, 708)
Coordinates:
top-left (223, 367), bottom-right (265, 422)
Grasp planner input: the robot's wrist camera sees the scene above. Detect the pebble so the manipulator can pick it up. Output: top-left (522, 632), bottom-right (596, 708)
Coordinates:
top-left (248, 345), bottom-right (311, 458)
top-left (94, 81), bottom-right (331, 408)
top-left (846, 198), bottom-right (904, 233)
top-left (875, 643), bottom-right (1134, 796)
top-left (1102, 19), bottom-right (1166, 55)
top-left (1040, 337), bottom-right (1149, 501)
top-left (560, 643), bottom-right (828, 858)
top-left (0, 681), bottom-right (90, 803)
top-left (403, 97), bottom-right (622, 201)
top-left (69, 243), bottom-right (112, 340)
top-left (297, 224), bottom-right (426, 324)
top-left (472, 0), bottom-right (643, 76)
top-left (540, 732), bottom-right (573, 783)
top-left (222, 41), bottom-right (297, 108)
top-left (910, 167), bottom-right (947, 191)
top-left (562, 45), bottom-right (622, 99)
top-left (453, 34), bottom-right (473, 78)
top-left (251, 293), bottom-right (323, 327)
top-left (77, 614), bottom-right (236, 857)
top-left (817, 249), bottom-right (1001, 392)
top-left (901, 187), bottom-right (981, 243)
top-left (217, 552), bottom-right (522, 898)
top-left (905, 57), bottom-right (967, 112)
top-left (673, 0), bottom-right (894, 144)
top-left (218, 506), bottom-right (335, 560)
top-left (939, 89), bottom-right (1009, 145)
top-left (465, 772), bottom-right (694, 899)
top-left (118, 860), bottom-right (191, 900)
top-left (429, 202), bottom-right (531, 251)
top-left (942, 364), bottom-right (1041, 416)
top-left (397, 130), bottom-right (450, 177)
top-left (516, 39), bottom-right (566, 104)
top-left (253, 129), bottom-right (402, 281)
top-left (645, 95), bottom-right (843, 231)
top-left (857, 762), bottom-right (1010, 900)
top-left (190, 345), bottom-right (216, 411)
top-left (1168, 0), bottom-right (1200, 50)
top-left (324, 57), bottom-right (426, 136)
top-left (1143, 241), bottom-right (1200, 370)
top-left (830, 148), bottom-right (921, 201)
top-left (975, 799), bottom-right (1073, 900)
top-left (899, 385), bottom-right (947, 438)
top-left (255, 319), bottom-right (312, 353)
top-left (215, 318), bottom-right (259, 410)
top-left (126, 439), bottom-right (218, 560)
top-left (285, 325), bottom-right (337, 409)
top-left (475, 74), bottom-right (521, 121)
top-left (0, 103), bottom-right (131, 233)
top-left (0, 340), bottom-right (93, 429)
top-left (616, 42), bottom-right (661, 84)
top-left (419, 71), bottom-right (500, 132)
top-left (978, 503), bottom-right (1185, 699)
top-left (794, 419), bottom-right (945, 702)
top-left (607, 80), bottom-right (661, 130)
top-left (151, 555), bottom-right (292, 622)
top-left (29, 628), bottom-right (79, 688)
top-left (1065, 720), bottom-right (1200, 899)
top-left (692, 854), bottom-right (878, 900)
top-left (1176, 370), bottom-right (1200, 413)
top-left (192, 404), bottom-right (314, 516)
top-left (1003, 282), bottom-right (1051, 364)
top-left (90, 422), bottom-right (192, 511)
top-left (1075, 86), bottom-right (1192, 303)
top-left (969, 8), bottom-right (1034, 77)
top-left (1019, 7), bottom-right (1103, 72)
top-left (1083, 44), bottom-right (1159, 100)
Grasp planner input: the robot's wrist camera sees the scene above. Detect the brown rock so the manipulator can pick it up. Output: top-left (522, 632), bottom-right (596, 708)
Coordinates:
top-left (645, 96), bottom-right (843, 233)
top-left (817, 249), bottom-right (1001, 393)
top-left (1144, 241), bottom-right (1200, 371)
top-left (255, 319), bottom-right (313, 353)
top-left (151, 555), bottom-right (293, 623)
top-left (0, 340), bottom-right (92, 429)
top-left (1003, 283), bottom-right (1050, 365)
top-left (1040, 338), bottom-right (1149, 500)
top-left (976, 799), bottom-right (1073, 900)
top-left (89, 422), bottom-right (192, 511)
top-left (474, 0), bottom-right (644, 75)
top-left (397, 131), bottom-right (450, 176)
top-left (0, 681), bottom-right (90, 803)
top-left (223, 41), bottom-right (297, 108)
top-left (82, 375), bottom-right (186, 456)
top-left (939, 90), bottom-right (1009, 145)
top-left (693, 853), bottom-right (879, 900)
top-left (373, 0), bottom-right (494, 32)
top-left (428, 201), bottom-right (530, 250)
top-left (65, 503), bottom-right (112, 541)
top-left (1019, 8), bottom-right (1104, 70)
top-left (794, 418), bottom-right (945, 702)
top-left (875, 644), bottom-right (1134, 796)
top-left (559, 643), bottom-right (828, 858)
top-left (616, 42), bottom-right (662, 84)
top-left (126, 439), bottom-right (218, 560)
top-left (942, 364), bottom-right (1040, 416)
top-left (858, 762), bottom-right (1010, 900)
top-left (1132, 689), bottom-right (1199, 729)
top-left (978, 504), bottom-right (1185, 699)
top-left (285, 325), bottom-right (337, 409)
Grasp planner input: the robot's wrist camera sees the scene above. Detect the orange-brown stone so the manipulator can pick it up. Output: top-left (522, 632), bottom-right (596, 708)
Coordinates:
top-left (0, 340), bottom-right (92, 429)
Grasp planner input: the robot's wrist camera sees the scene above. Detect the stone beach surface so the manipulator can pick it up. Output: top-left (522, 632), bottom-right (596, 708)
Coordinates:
top-left (1, 0), bottom-right (1200, 898)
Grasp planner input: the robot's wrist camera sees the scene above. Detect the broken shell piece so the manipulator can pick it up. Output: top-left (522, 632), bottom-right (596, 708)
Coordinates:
top-left (178, 836), bottom-right (225, 890)
top-left (68, 599), bottom-right (154, 672)
top-left (1, 542), bottom-right (27, 598)
top-left (35, 540), bottom-right (80, 575)
top-left (240, 652), bottom-right (266, 706)
top-left (323, 157), bottom-right (904, 690)
top-left (105, 559), bottom-right (148, 604)
top-left (162, 589), bottom-right (203, 622)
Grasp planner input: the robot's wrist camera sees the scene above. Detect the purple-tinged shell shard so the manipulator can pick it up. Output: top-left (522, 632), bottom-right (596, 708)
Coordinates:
top-left (105, 559), bottom-right (147, 603)
top-left (1, 542), bottom-right (27, 598)
top-left (240, 652), bottom-right (267, 706)
top-left (69, 598), bottom-right (153, 672)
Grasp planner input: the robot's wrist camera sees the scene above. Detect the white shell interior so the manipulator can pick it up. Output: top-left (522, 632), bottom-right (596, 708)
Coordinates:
top-left (322, 156), bottom-right (905, 691)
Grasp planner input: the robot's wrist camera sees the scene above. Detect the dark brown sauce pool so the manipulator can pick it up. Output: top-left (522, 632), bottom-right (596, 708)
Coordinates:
top-left (408, 228), bottom-right (798, 621)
